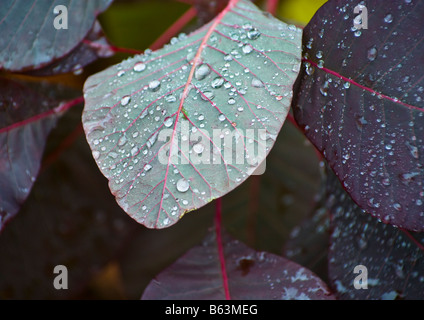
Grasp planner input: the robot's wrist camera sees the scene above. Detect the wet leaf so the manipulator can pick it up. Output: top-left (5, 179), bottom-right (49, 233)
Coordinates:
top-left (0, 0), bottom-right (113, 72)
top-left (0, 109), bottom-right (136, 299)
top-left (326, 169), bottom-right (424, 300)
top-left (24, 21), bottom-right (114, 76)
top-left (141, 231), bottom-right (334, 300)
top-left (83, 0), bottom-right (302, 228)
top-left (0, 77), bottom-right (80, 231)
top-left (293, 0), bottom-right (424, 231)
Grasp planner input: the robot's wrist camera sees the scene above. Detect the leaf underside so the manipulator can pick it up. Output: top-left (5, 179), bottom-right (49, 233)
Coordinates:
top-left (0, 0), bottom-right (113, 72)
top-left (293, 0), bottom-right (424, 231)
top-left (141, 231), bottom-right (335, 300)
top-left (0, 77), bottom-right (78, 231)
top-left (82, 0), bottom-right (302, 228)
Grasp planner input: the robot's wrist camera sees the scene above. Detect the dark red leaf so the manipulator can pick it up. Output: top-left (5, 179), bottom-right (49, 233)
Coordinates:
top-left (326, 169), bottom-right (424, 300)
top-left (194, 0), bottom-right (230, 25)
top-left (0, 115), bottom-right (136, 298)
top-left (0, 0), bottom-right (113, 72)
top-left (0, 77), bottom-right (81, 231)
top-left (23, 21), bottom-right (114, 76)
top-left (142, 231), bottom-right (334, 300)
top-left (293, 0), bottom-right (424, 231)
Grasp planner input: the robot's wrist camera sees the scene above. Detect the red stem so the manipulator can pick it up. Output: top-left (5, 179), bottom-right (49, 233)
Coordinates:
top-left (149, 6), bottom-right (197, 51)
top-left (215, 197), bottom-right (231, 300)
top-left (0, 96), bottom-right (83, 134)
top-left (266, 0), bottom-right (279, 15)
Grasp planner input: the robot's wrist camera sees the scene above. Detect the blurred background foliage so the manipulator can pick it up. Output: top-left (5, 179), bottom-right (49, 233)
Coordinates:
top-left (0, 0), bottom-right (327, 299)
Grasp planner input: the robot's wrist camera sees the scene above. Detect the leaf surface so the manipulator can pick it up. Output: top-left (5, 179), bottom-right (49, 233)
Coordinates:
top-left (83, 0), bottom-right (302, 228)
top-left (0, 77), bottom-right (80, 231)
top-left (141, 231), bottom-right (334, 300)
top-left (293, 0), bottom-right (424, 231)
top-left (24, 21), bottom-right (114, 76)
top-left (0, 0), bottom-right (113, 72)
top-left (326, 169), bottom-right (424, 300)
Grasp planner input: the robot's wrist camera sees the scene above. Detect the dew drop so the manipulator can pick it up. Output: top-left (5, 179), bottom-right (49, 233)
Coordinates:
top-left (242, 44), bottom-right (253, 54)
top-left (164, 117), bottom-right (174, 127)
top-left (367, 47), bottom-right (378, 61)
top-left (149, 80), bottom-right (161, 92)
top-left (211, 77), bottom-right (225, 89)
top-left (320, 81), bottom-right (329, 96)
top-left (193, 143), bottom-right (204, 154)
top-left (195, 64), bottom-right (211, 80)
top-left (121, 95), bottom-right (131, 106)
top-left (247, 28), bottom-right (261, 40)
top-left (176, 178), bottom-right (190, 192)
top-left (251, 78), bottom-right (264, 88)
top-left (218, 114), bottom-right (226, 121)
top-left (201, 91), bottom-right (215, 101)
top-left (133, 62), bottom-right (146, 72)
top-left (384, 14), bottom-right (393, 23)
top-left (228, 98), bottom-right (236, 105)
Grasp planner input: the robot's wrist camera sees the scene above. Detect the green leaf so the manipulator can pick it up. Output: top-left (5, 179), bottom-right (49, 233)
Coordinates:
top-left (82, 0), bottom-right (302, 228)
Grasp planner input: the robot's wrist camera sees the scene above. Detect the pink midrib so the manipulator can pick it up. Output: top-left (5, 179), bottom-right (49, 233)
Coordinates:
top-left (157, 0), bottom-right (239, 220)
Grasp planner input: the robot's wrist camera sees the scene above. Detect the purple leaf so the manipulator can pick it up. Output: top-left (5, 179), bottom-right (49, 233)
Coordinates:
top-left (0, 119), bottom-right (136, 299)
top-left (142, 231), bottom-right (334, 300)
top-left (0, 77), bottom-right (81, 231)
top-left (82, 0), bottom-right (302, 229)
top-left (23, 21), bottom-right (114, 76)
top-left (0, 0), bottom-right (113, 72)
top-left (292, 0), bottom-right (424, 231)
top-left (326, 169), bottom-right (424, 300)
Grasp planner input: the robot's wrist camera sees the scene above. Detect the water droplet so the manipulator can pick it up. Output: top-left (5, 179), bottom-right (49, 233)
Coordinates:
top-left (117, 70), bottom-right (125, 77)
top-left (320, 81), bottom-right (329, 96)
top-left (176, 178), bottom-right (190, 192)
top-left (201, 91), bottom-right (215, 101)
top-left (247, 28), bottom-right (261, 40)
top-left (344, 82), bottom-right (351, 89)
top-left (393, 203), bottom-right (402, 211)
top-left (251, 78), bottom-right (264, 88)
top-left (242, 44), bottom-right (253, 54)
top-left (384, 14), bottom-right (393, 23)
top-left (211, 77), bottom-right (224, 89)
top-left (195, 64), bottom-right (211, 80)
top-left (121, 95), bottom-right (131, 106)
top-left (165, 95), bottom-right (177, 103)
top-left (228, 98), bottom-right (236, 105)
top-left (143, 164), bottom-right (152, 171)
top-left (367, 47), bottom-right (378, 61)
top-left (316, 51), bottom-right (323, 59)
top-left (149, 80), bottom-right (161, 92)
top-left (193, 143), bottom-right (204, 154)
top-left (133, 62), bottom-right (146, 72)
top-left (92, 151), bottom-right (100, 160)
top-left (218, 114), bottom-right (226, 122)
top-left (164, 117), bottom-right (174, 127)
